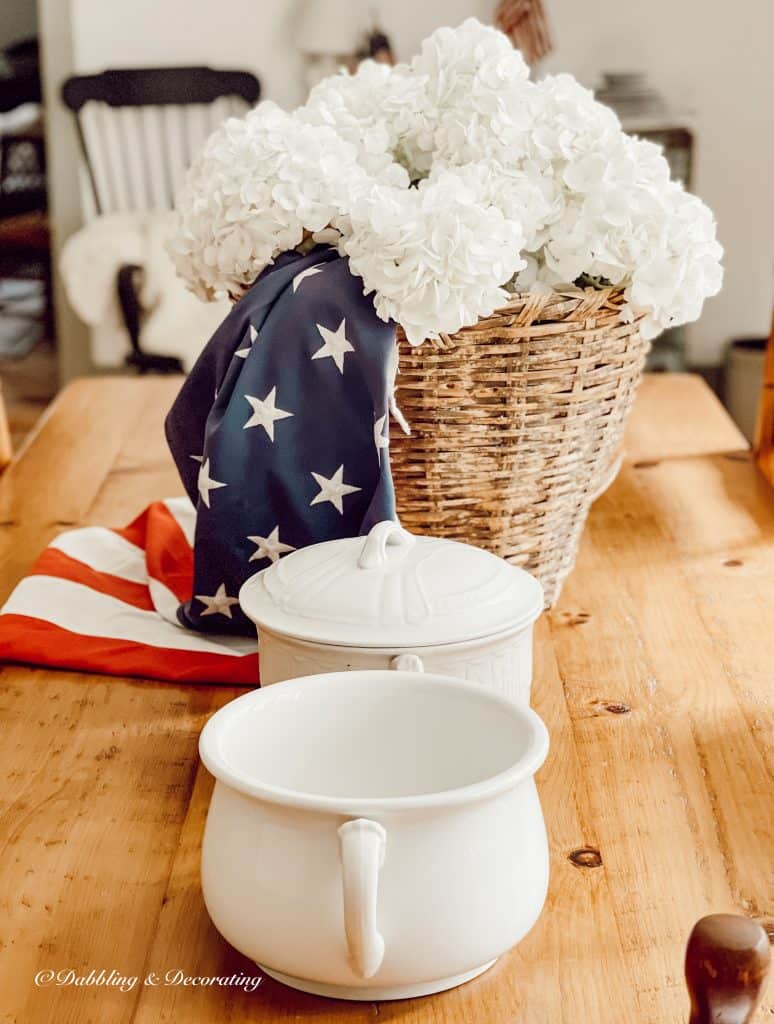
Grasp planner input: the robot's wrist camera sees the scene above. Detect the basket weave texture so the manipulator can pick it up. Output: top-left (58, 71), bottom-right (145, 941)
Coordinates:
top-left (390, 288), bottom-right (650, 607)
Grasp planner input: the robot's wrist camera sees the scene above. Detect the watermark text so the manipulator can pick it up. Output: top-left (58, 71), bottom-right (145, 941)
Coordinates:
top-left (34, 968), bottom-right (262, 994)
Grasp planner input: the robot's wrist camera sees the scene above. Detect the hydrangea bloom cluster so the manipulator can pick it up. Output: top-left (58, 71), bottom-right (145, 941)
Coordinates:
top-left (169, 18), bottom-right (722, 345)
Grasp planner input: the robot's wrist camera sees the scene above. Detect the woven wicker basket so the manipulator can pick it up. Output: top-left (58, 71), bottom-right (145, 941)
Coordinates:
top-left (390, 287), bottom-right (650, 607)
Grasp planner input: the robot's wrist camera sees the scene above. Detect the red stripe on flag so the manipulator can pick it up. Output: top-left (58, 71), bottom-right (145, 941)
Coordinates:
top-left (113, 504), bottom-right (155, 548)
top-left (30, 548), bottom-right (155, 611)
top-left (114, 502), bottom-right (194, 604)
top-left (144, 503), bottom-right (194, 604)
top-left (0, 613), bottom-right (259, 685)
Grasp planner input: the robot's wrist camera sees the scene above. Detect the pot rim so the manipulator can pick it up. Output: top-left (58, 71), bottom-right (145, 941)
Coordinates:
top-left (199, 670), bottom-right (549, 814)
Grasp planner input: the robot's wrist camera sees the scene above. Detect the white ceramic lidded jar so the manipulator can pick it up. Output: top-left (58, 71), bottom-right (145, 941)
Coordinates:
top-left (239, 520), bottom-right (544, 704)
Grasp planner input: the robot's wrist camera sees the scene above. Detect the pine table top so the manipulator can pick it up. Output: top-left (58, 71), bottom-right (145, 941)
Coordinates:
top-left (0, 373), bottom-right (769, 1024)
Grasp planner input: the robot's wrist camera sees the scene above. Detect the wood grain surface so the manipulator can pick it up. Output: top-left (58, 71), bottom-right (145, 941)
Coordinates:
top-left (0, 374), bottom-right (770, 1024)
top-left (622, 372), bottom-right (747, 462)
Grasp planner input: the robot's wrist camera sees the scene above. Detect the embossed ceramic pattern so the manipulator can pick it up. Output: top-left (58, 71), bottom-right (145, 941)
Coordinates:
top-left (239, 521), bottom-right (544, 705)
top-left (199, 670), bottom-right (550, 1001)
top-left (257, 624), bottom-right (534, 704)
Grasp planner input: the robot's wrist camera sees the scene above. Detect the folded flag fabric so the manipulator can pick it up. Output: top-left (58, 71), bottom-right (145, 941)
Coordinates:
top-left (0, 498), bottom-right (258, 684)
top-left (165, 243), bottom-right (398, 636)
top-left (0, 243), bottom-right (397, 681)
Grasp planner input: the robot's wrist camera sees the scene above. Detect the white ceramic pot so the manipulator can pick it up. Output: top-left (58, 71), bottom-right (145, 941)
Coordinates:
top-left (199, 668), bottom-right (550, 1000)
top-left (239, 521), bottom-right (544, 704)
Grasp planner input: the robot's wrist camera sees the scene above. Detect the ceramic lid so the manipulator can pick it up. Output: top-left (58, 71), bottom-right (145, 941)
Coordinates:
top-left (239, 520), bottom-right (544, 649)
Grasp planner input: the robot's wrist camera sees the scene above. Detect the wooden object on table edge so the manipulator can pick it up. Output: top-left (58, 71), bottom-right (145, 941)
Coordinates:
top-left (0, 378), bottom-right (12, 468)
top-left (686, 914), bottom-right (771, 1024)
top-left (754, 308), bottom-right (774, 485)
top-left (0, 373), bottom-right (770, 1024)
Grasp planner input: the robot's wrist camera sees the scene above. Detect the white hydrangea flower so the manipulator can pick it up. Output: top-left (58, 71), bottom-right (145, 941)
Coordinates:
top-left (168, 102), bottom-right (366, 300)
top-left (339, 162), bottom-right (527, 344)
top-left (400, 18), bottom-right (533, 177)
top-left (169, 18), bottom-right (723, 342)
top-left (302, 61), bottom-right (421, 184)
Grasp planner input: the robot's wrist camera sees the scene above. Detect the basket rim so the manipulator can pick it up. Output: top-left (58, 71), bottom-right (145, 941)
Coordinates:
top-left (395, 285), bottom-right (645, 347)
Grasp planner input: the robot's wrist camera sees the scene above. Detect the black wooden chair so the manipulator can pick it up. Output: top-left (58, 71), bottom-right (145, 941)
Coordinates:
top-left (61, 67), bottom-right (260, 374)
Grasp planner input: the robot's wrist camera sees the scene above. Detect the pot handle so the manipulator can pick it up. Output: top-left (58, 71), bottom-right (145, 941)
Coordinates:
top-left (390, 653), bottom-right (424, 672)
top-left (338, 818), bottom-right (386, 979)
top-left (358, 520), bottom-right (414, 570)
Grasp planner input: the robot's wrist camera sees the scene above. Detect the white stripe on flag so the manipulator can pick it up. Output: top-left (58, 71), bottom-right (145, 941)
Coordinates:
top-left (163, 496), bottom-right (196, 546)
top-left (149, 577), bottom-right (186, 626)
top-left (49, 527), bottom-right (146, 583)
top-left (4, 576), bottom-right (257, 657)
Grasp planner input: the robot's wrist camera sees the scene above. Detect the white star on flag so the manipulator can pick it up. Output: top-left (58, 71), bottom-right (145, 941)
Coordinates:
top-left (247, 525), bottom-right (296, 563)
top-left (243, 387), bottom-right (293, 441)
top-left (293, 263), bottom-right (324, 292)
top-left (312, 319), bottom-right (354, 374)
top-left (310, 465), bottom-right (362, 514)
top-left (374, 414), bottom-right (389, 463)
top-left (197, 458), bottom-right (227, 508)
top-left (195, 583), bottom-right (240, 618)
top-left (236, 323), bottom-right (258, 359)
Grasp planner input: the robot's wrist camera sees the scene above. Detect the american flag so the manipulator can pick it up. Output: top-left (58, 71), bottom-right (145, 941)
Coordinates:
top-left (0, 498), bottom-right (257, 683)
top-left (0, 247), bottom-right (398, 682)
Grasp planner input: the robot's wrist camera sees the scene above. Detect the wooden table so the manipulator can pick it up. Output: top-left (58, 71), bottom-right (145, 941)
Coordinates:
top-left (0, 374), bottom-right (770, 1024)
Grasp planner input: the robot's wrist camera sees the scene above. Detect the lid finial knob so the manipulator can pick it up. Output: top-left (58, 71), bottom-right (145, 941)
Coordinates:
top-left (358, 521), bottom-right (415, 570)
